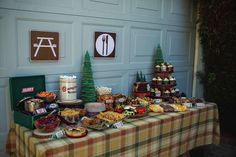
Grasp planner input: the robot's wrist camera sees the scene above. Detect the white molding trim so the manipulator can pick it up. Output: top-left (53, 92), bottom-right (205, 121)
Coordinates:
top-left (192, 3), bottom-right (203, 97)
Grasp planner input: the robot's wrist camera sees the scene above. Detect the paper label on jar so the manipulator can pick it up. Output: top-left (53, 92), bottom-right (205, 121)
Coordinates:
top-left (60, 78), bottom-right (77, 101)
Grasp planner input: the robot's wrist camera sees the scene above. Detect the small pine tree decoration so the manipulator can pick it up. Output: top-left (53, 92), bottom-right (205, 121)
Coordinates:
top-left (135, 71), bottom-right (147, 82)
top-left (143, 75), bottom-right (146, 82)
top-left (80, 51), bottom-right (96, 103)
top-left (136, 71), bottom-right (140, 82)
top-left (155, 44), bottom-right (164, 65)
top-left (140, 71), bottom-right (143, 81)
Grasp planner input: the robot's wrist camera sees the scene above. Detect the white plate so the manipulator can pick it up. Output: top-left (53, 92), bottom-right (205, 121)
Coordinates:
top-left (56, 99), bottom-right (83, 104)
top-left (33, 128), bottom-right (60, 138)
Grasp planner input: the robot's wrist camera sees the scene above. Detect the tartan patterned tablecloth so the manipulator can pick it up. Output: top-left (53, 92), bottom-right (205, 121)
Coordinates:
top-left (6, 103), bottom-right (220, 157)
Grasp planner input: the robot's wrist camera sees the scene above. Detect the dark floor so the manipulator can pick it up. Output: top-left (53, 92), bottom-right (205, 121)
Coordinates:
top-left (190, 144), bottom-right (236, 157)
top-left (189, 133), bottom-right (236, 157)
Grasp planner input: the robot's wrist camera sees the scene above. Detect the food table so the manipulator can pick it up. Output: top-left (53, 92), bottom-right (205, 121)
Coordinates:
top-left (6, 103), bottom-right (220, 157)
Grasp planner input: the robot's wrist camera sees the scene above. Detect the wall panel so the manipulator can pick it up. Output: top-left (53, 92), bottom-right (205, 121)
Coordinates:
top-left (0, 0), bottom-right (78, 15)
top-left (82, 0), bottom-right (125, 14)
top-left (94, 71), bottom-right (125, 94)
top-left (0, 11), bottom-right (18, 77)
top-left (166, 28), bottom-right (194, 67)
top-left (15, 0), bottom-right (74, 8)
top-left (173, 68), bottom-right (192, 97)
top-left (81, 20), bottom-right (125, 71)
top-left (131, 0), bottom-right (163, 18)
top-left (130, 27), bottom-right (163, 65)
top-left (0, 79), bottom-right (11, 152)
top-left (167, 0), bottom-right (194, 23)
top-left (0, 16), bottom-right (4, 73)
top-left (16, 15), bottom-right (75, 73)
top-left (0, 86), bottom-right (7, 133)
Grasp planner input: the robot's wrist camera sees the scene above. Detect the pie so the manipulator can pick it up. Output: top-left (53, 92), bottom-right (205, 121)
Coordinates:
top-left (64, 126), bottom-right (87, 138)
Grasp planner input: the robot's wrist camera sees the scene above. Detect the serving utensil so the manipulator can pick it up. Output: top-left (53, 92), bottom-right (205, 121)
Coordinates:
top-left (106, 35), bottom-right (108, 55)
top-left (102, 35), bottom-right (105, 55)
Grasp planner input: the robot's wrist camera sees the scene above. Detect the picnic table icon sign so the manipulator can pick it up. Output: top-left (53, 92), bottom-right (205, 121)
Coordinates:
top-left (33, 37), bottom-right (57, 57)
top-left (31, 31), bottom-right (59, 60)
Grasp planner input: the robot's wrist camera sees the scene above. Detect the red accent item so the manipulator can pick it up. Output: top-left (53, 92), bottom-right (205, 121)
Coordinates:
top-left (62, 86), bottom-right (66, 92)
top-left (114, 108), bottom-right (124, 113)
top-left (21, 87), bottom-right (34, 93)
top-left (136, 106), bottom-right (146, 114)
top-left (133, 92), bottom-right (150, 97)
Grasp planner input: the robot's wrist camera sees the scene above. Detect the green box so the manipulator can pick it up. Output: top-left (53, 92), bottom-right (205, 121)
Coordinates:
top-left (9, 75), bottom-right (47, 129)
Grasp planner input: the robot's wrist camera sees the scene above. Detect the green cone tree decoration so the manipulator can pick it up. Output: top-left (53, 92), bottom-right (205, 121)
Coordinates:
top-left (155, 44), bottom-right (164, 65)
top-left (136, 71), bottom-right (140, 82)
top-left (135, 71), bottom-right (146, 82)
top-left (80, 51), bottom-right (96, 103)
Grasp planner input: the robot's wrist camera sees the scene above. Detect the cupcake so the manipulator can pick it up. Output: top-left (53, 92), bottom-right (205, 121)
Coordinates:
top-left (170, 89), bottom-right (175, 96)
top-left (169, 76), bottom-right (176, 85)
top-left (175, 89), bottom-right (180, 97)
top-left (157, 77), bottom-right (162, 85)
top-left (161, 64), bottom-right (167, 72)
top-left (163, 90), bottom-right (170, 97)
top-left (152, 77), bottom-right (157, 84)
top-left (173, 77), bottom-right (176, 85)
top-left (154, 88), bottom-right (161, 97)
top-left (167, 64), bottom-right (173, 72)
top-left (163, 78), bottom-right (169, 85)
top-left (155, 65), bottom-right (161, 72)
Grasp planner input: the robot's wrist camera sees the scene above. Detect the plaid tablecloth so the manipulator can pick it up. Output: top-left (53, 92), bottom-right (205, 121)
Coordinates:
top-left (6, 103), bottom-right (220, 157)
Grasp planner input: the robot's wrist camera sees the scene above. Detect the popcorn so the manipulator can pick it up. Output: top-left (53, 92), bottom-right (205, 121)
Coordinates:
top-left (96, 86), bottom-right (112, 96)
top-left (60, 75), bottom-right (77, 79)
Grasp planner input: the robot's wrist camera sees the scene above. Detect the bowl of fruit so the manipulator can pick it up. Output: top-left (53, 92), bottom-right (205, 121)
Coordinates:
top-left (34, 114), bottom-right (60, 133)
top-left (36, 91), bottom-right (56, 103)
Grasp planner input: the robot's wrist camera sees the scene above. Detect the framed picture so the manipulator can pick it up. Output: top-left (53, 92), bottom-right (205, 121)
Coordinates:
top-left (94, 32), bottom-right (116, 57)
top-left (31, 31), bottom-right (59, 60)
